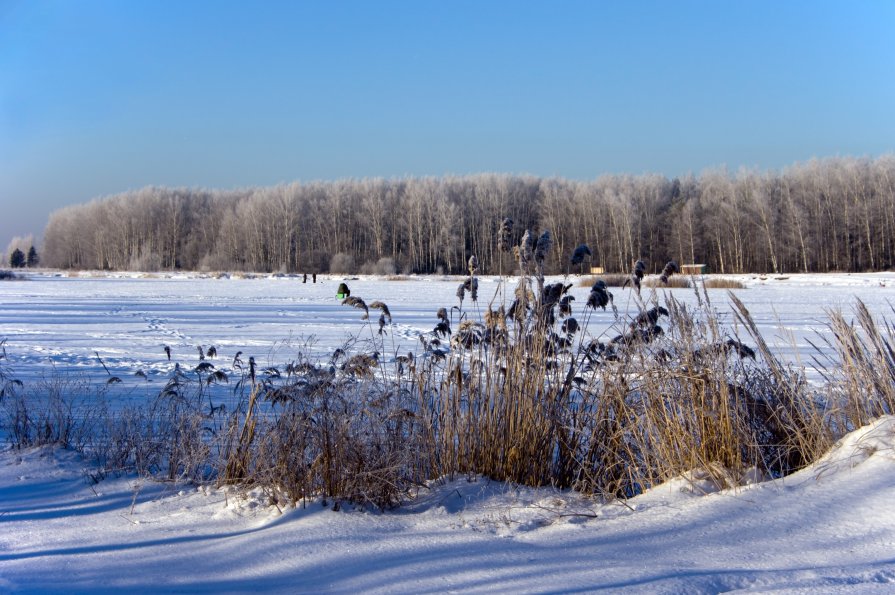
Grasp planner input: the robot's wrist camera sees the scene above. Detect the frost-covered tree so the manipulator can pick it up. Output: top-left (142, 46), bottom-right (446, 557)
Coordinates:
top-left (36, 155), bottom-right (895, 274)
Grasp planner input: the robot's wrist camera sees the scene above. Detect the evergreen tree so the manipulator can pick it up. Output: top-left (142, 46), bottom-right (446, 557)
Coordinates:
top-left (9, 248), bottom-right (25, 268)
top-left (27, 246), bottom-right (39, 267)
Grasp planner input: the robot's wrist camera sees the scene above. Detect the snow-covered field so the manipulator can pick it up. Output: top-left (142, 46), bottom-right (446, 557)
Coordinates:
top-left (2, 271), bottom-right (895, 593)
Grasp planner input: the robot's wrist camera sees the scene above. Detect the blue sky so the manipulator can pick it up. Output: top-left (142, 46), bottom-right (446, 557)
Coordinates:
top-left (1, 0), bottom-right (893, 248)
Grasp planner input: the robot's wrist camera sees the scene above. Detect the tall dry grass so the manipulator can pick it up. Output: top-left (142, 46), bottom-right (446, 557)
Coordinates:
top-left (2, 251), bottom-right (894, 508)
top-left (579, 274), bottom-right (629, 288)
top-left (703, 277), bottom-right (746, 289)
top-left (643, 277), bottom-right (691, 288)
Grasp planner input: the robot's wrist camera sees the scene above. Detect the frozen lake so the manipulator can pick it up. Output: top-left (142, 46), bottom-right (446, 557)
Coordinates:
top-left (3, 271), bottom-right (895, 594)
top-left (1, 271), bottom-right (892, 392)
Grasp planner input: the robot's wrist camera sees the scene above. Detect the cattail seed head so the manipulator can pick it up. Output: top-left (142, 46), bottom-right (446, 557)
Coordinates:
top-left (535, 230), bottom-right (552, 264)
top-left (497, 217), bottom-right (513, 253)
top-left (570, 244), bottom-right (591, 265)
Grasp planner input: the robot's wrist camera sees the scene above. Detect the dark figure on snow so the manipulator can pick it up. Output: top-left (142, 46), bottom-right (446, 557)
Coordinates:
top-left (337, 282), bottom-right (350, 299)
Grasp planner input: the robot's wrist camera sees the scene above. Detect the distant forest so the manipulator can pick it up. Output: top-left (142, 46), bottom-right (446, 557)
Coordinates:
top-left (42, 155), bottom-right (895, 275)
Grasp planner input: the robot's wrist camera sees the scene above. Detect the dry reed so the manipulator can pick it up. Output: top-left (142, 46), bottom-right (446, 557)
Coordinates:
top-left (703, 277), bottom-right (747, 289)
top-left (644, 277), bottom-right (691, 288)
top-left (2, 255), bottom-right (893, 509)
top-left (578, 274), bottom-right (629, 288)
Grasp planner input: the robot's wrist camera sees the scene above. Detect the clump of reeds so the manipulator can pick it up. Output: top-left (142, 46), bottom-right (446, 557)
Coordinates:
top-left (644, 277), bottom-right (691, 289)
top-left (5, 251), bottom-right (895, 510)
top-left (2, 375), bottom-right (99, 451)
top-left (815, 300), bottom-right (895, 430)
top-left (703, 277), bottom-right (746, 289)
top-left (578, 274), bottom-right (629, 288)
top-left (401, 243), bottom-right (893, 497)
top-left (218, 346), bottom-right (425, 508)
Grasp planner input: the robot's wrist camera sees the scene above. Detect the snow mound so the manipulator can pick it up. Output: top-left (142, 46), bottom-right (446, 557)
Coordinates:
top-left (807, 415), bottom-right (895, 480)
top-left (2, 417), bottom-right (895, 593)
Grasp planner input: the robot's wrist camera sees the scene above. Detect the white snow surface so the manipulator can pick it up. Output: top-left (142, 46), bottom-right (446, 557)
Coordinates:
top-left (0, 271), bottom-right (892, 391)
top-left (2, 418), bottom-right (895, 593)
top-left (2, 271), bottom-right (895, 593)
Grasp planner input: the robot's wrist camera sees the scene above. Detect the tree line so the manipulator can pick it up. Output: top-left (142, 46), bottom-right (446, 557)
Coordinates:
top-left (40, 155), bottom-right (895, 275)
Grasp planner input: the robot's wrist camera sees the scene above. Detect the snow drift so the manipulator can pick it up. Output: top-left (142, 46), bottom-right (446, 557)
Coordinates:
top-left (2, 417), bottom-right (894, 593)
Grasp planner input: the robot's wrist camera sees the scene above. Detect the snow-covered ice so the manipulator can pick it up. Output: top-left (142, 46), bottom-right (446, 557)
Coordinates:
top-left (1, 271), bottom-right (894, 592)
top-left (1, 271), bottom-right (892, 391)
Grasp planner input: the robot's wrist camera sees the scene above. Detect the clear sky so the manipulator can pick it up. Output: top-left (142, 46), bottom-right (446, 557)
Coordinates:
top-left (1, 0), bottom-right (893, 249)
